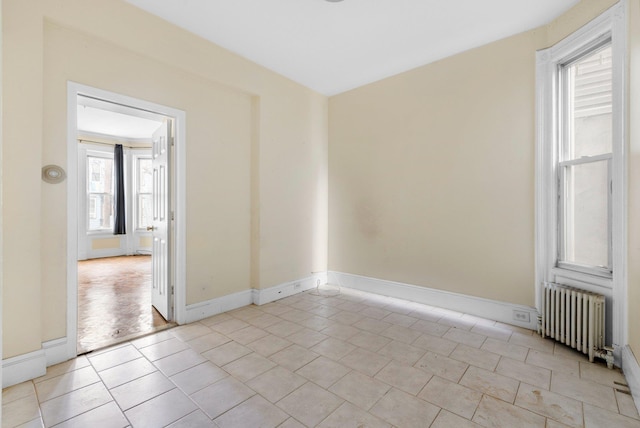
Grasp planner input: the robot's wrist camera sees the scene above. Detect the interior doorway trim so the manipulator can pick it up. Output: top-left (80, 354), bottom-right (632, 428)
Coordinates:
top-left (66, 82), bottom-right (187, 359)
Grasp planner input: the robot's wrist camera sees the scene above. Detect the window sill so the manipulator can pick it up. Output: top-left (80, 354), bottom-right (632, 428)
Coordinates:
top-left (551, 266), bottom-right (613, 290)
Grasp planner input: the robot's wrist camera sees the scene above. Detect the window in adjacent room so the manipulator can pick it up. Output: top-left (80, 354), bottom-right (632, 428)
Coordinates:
top-left (87, 154), bottom-right (115, 231)
top-left (135, 156), bottom-right (153, 230)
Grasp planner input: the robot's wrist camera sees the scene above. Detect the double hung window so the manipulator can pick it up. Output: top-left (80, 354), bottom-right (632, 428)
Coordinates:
top-left (136, 156), bottom-right (153, 230)
top-left (536, 1), bottom-right (626, 354)
top-left (557, 42), bottom-right (613, 277)
top-left (87, 154), bottom-right (115, 231)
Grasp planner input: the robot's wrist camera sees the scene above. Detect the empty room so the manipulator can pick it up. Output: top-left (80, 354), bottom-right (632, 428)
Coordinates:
top-left (2, 0), bottom-right (640, 427)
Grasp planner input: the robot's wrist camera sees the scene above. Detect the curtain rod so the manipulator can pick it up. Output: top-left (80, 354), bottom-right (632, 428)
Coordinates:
top-left (78, 139), bottom-right (151, 149)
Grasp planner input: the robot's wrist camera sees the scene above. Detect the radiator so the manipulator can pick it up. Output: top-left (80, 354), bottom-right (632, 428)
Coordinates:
top-left (539, 282), bottom-right (613, 368)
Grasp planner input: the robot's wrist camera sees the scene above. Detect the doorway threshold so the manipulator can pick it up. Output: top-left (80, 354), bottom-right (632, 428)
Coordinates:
top-left (77, 322), bottom-right (177, 356)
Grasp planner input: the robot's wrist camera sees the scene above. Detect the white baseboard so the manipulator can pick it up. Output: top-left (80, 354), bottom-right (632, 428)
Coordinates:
top-left (2, 349), bottom-right (46, 388)
top-left (184, 289), bottom-right (254, 324)
top-left (184, 272), bottom-right (328, 324)
top-left (622, 345), bottom-right (640, 413)
top-left (86, 249), bottom-right (127, 259)
top-left (2, 337), bottom-right (71, 389)
top-left (252, 273), bottom-right (325, 305)
top-left (329, 271), bottom-right (538, 330)
top-left (43, 338), bottom-right (69, 367)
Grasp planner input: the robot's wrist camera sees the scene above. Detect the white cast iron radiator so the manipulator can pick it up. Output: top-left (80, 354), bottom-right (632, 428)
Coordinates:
top-left (539, 282), bottom-right (613, 368)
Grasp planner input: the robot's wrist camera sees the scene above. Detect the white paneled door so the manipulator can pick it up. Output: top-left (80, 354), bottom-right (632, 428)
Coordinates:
top-left (151, 119), bottom-right (172, 321)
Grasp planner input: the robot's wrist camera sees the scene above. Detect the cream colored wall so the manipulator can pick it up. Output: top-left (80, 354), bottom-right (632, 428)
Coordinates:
top-left (139, 236), bottom-right (152, 248)
top-left (628, 0), bottom-right (640, 360)
top-left (3, 0), bottom-right (328, 358)
top-left (2, 0), bottom-right (631, 365)
top-left (91, 238), bottom-right (122, 251)
top-left (328, 0), bottom-right (623, 308)
top-left (41, 21), bottom-right (253, 342)
top-left (258, 94), bottom-right (329, 287)
top-left (329, 30), bottom-right (541, 305)
top-left (1, 0), bottom-right (5, 404)
top-left (3, 0), bottom-right (44, 357)
top-left (545, 0), bottom-right (619, 45)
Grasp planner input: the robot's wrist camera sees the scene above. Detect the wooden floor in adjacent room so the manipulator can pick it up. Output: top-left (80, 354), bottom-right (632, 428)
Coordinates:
top-left (77, 255), bottom-right (171, 354)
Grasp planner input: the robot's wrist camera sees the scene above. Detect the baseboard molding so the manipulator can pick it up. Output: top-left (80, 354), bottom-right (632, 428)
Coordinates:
top-left (1, 336), bottom-right (72, 389)
top-left (622, 345), bottom-right (640, 413)
top-left (86, 249), bottom-right (127, 260)
top-left (184, 289), bottom-right (254, 324)
top-left (43, 337), bottom-right (69, 367)
top-left (184, 273), bottom-right (329, 324)
top-left (2, 349), bottom-right (46, 388)
top-left (329, 271), bottom-right (538, 330)
top-left (252, 272), bottom-right (326, 305)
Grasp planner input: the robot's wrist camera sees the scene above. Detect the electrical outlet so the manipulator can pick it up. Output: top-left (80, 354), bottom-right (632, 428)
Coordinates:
top-left (513, 310), bottom-right (530, 323)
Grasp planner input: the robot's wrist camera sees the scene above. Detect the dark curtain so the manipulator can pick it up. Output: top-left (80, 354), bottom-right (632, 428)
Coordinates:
top-left (113, 144), bottom-right (126, 235)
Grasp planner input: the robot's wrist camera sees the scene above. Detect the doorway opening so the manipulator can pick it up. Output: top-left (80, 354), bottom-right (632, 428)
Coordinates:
top-left (75, 94), bottom-right (174, 353)
top-left (67, 84), bottom-right (187, 358)
top-left (77, 256), bottom-right (169, 353)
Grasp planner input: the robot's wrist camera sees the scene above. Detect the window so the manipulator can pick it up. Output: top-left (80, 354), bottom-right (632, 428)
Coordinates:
top-left (536, 2), bottom-right (625, 293)
top-left (136, 156), bottom-right (153, 229)
top-left (557, 43), bottom-right (613, 276)
top-left (87, 154), bottom-right (115, 231)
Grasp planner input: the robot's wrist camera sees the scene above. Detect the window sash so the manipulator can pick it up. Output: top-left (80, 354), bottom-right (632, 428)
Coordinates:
top-left (86, 153), bottom-right (115, 231)
top-left (136, 192), bottom-right (152, 229)
top-left (134, 155), bottom-right (153, 230)
top-left (555, 36), bottom-right (614, 278)
top-left (557, 156), bottom-right (612, 277)
top-left (558, 37), bottom-right (612, 164)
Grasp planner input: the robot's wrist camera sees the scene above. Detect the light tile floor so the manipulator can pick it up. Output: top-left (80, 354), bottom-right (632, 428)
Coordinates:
top-left (3, 287), bottom-right (640, 427)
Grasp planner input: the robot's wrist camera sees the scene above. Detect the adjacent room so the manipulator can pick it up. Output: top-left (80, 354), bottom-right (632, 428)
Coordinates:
top-left (75, 96), bottom-right (173, 353)
top-left (2, 0), bottom-right (640, 427)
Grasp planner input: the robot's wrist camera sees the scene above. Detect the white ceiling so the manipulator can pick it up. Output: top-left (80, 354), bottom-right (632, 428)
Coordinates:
top-left (125, 0), bottom-right (579, 96)
top-left (77, 96), bottom-right (164, 141)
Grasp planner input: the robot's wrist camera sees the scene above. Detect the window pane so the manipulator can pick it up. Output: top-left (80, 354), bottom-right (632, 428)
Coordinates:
top-left (88, 194), bottom-right (113, 230)
top-left (138, 194), bottom-right (152, 229)
top-left (87, 155), bottom-right (114, 231)
top-left (138, 158), bottom-right (153, 193)
top-left (88, 156), bottom-right (113, 193)
top-left (561, 160), bottom-right (609, 269)
top-left (566, 45), bottom-right (612, 159)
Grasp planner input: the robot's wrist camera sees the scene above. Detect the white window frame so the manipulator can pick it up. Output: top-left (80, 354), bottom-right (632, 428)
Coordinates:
top-left (557, 38), bottom-right (613, 278)
top-left (535, 2), bottom-right (627, 360)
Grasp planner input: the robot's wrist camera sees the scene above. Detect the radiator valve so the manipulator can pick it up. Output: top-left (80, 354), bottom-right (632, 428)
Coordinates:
top-left (595, 346), bottom-right (615, 369)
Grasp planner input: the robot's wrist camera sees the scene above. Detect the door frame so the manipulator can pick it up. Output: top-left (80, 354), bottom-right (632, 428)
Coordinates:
top-left (66, 82), bottom-right (187, 358)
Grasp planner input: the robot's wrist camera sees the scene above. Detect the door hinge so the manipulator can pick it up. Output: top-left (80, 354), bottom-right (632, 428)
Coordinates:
top-left (171, 286), bottom-right (174, 295)
top-left (171, 211), bottom-right (175, 221)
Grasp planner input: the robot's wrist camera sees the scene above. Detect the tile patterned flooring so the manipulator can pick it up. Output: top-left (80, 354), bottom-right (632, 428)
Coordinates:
top-left (3, 287), bottom-right (640, 427)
